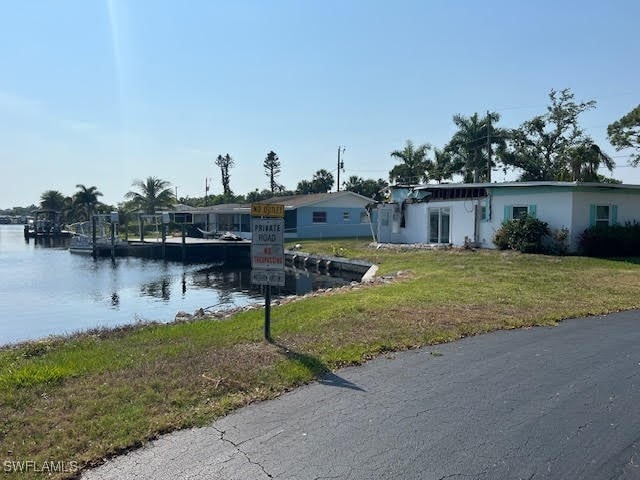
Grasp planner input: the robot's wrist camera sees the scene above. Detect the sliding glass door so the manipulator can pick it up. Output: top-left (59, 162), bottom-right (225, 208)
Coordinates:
top-left (429, 208), bottom-right (450, 244)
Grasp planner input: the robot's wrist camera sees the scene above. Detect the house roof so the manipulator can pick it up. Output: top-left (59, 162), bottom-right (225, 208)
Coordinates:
top-left (409, 181), bottom-right (640, 191)
top-left (257, 191), bottom-right (374, 208)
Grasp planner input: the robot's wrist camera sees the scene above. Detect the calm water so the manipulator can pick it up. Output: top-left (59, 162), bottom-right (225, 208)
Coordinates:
top-left (0, 225), bottom-right (350, 346)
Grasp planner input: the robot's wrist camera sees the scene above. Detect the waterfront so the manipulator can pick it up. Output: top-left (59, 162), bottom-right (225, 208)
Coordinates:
top-left (0, 225), bottom-right (350, 346)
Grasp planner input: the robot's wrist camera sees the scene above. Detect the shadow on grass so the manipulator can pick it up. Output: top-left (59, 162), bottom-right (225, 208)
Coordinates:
top-left (272, 341), bottom-right (366, 392)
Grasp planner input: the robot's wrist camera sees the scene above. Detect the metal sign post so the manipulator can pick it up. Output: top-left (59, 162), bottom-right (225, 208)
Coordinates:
top-left (250, 204), bottom-right (285, 342)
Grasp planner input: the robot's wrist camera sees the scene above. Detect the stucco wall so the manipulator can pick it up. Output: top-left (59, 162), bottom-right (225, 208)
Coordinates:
top-left (571, 190), bottom-right (640, 249)
top-left (484, 189), bottom-right (574, 248)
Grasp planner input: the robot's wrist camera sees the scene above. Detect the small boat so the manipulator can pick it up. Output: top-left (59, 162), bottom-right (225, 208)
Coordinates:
top-left (24, 210), bottom-right (72, 238)
top-left (68, 220), bottom-right (121, 254)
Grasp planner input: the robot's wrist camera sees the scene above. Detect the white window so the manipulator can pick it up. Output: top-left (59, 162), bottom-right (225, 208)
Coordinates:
top-left (312, 211), bottom-right (327, 223)
top-left (343, 211), bottom-right (350, 222)
top-left (595, 205), bottom-right (610, 227)
top-left (512, 206), bottom-right (528, 219)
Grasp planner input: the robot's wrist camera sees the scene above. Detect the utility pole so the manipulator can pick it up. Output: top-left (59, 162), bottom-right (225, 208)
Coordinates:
top-left (205, 178), bottom-right (210, 206)
top-left (337, 146), bottom-right (345, 191)
top-left (486, 110), bottom-right (492, 183)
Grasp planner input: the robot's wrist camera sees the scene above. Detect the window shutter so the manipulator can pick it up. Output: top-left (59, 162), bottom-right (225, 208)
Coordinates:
top-left (528, 204), bottom-right (537, 218)
top-left (589, 204), bottom-right (596, 227)
top-left (503, 205), bottom-right (512, 222)
top-left (611, 205), bottom-right (618, 225)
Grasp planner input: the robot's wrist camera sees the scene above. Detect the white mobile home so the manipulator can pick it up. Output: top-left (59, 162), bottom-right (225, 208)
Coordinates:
top-left (377, 182), bottom-right (640, 252)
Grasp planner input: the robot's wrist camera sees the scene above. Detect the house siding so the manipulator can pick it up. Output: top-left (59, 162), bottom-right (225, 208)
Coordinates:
top-left (295, 206), bottom-right (373, 239)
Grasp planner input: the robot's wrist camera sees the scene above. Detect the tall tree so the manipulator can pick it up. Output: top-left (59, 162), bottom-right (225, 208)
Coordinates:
top-left (564, 143), bottom-right (615, 182)
top-left (263, 151), bottom-right (282, 193)
top-left (445, 111), bottom-right (504, 183)
top-left (39, 190), bottom-right (66, 211)
top-left (215, 153), bottom-right (234, 196)
top-left (296, 169), bottom-right (335, 194)
top-left (428, 148), bottom-right (457, 184)
top-left (125, 177), bottom-right (175, 214)
top-left (73, 184), bottom-right (103, 221)
top-left (503, 89), bottom-right (598, 181)
top-left (607, 105), bottom-right (640, 166)
top-left (389, 140), bottom-right (432, 184)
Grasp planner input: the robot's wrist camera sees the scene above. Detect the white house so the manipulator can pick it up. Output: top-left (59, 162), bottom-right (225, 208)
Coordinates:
top-left (376, 182), bottom-right (640, 252)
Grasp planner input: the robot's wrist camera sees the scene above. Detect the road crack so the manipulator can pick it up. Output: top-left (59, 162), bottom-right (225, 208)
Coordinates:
top-left (212, 426), bottom-right (274, 478)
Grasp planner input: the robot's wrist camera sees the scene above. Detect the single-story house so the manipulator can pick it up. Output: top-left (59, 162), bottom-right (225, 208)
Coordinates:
top-left (376, 182), bottom-right (640, 252)
top-left (172, 191), bottom-right (376, 240)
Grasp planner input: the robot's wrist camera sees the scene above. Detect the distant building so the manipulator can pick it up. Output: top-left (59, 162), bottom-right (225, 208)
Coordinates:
top-left (171, 191), bottom-right (376, 240)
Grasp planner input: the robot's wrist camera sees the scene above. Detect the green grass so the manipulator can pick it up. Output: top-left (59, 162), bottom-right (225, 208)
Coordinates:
top-left (2, 241), bottom-right (640, 478)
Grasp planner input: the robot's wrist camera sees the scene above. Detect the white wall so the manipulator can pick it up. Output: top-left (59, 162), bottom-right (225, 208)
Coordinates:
top-left (484, 190), bottom-right (573, 248)
top-left (571, 191), bottom-right (640, 249)
top-left (398, 200), bottom-right (479, 245)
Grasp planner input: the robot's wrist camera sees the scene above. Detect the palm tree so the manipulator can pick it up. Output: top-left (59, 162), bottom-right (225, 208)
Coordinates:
top-left (73, 184), bottom-right (103, 221)
top-left (39, 190), bottom-right (66, 211)
top-left (429, 148), bottom-right (456, 184)
top-left (389, 140), bottom-right (432, 185)
top-left (446, 112), bottom-right (505, 183)
top-left (125, 177), bottom-right (175, 214)
top-left (565, 143), bottom-right (615, 182)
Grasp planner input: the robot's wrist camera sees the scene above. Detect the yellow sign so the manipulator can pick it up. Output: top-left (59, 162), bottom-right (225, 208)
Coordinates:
top-left (251, 203), bottom-right (285, 218)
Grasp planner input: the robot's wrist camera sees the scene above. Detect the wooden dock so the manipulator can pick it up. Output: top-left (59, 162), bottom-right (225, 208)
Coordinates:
top-left (93, 236), bottom-right (251, 264)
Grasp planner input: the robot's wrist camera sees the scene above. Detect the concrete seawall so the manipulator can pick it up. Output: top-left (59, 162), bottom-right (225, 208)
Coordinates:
top-left (285, 250), bottom-right (378, 282)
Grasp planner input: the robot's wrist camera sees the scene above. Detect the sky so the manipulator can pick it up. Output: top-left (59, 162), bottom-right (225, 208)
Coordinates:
top-left (0, 0), bottom-right (639, 209)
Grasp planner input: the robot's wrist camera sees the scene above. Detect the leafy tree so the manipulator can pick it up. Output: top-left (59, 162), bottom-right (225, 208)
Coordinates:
top-left (215, 154), bottom-right (234, 196)
top-left (389, 140), bottom-right (432, 184)
top-left (39, 190), bottom-right (66, 211)
top-left (125, 177), bottom-right (175, 214)
top-left (607, 105), bottom-right (640, 166)
top-left (73, 184), bottom-right (103, 221)
top-left (342, 176), bottom-right (388, 201)
top-left (263, 151), bottom-right (282, 193)
top-left (296, 169), bottom-right (335, 194)
top-left (445, 111), bottom-right (505, 183)
top-left (503, 89), bottom-right (599, 181)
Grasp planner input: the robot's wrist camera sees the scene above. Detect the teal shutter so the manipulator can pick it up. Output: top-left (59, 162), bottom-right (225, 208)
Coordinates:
top-left (503, 205), bottom-right (512, 222)
top-left (528, 204), bottom-right (537, 218)
top-left (589, 204), bottom-right (596, 227)
top-left (611, 205), bottom-right (618, 225)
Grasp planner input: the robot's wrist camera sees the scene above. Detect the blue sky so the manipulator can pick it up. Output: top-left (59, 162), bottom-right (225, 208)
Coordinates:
top-left (1, 0), bottom-right (638, 208)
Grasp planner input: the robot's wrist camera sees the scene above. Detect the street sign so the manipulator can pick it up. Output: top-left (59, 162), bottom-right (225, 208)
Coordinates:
top-left (251, 245), bottom-right (285, 270)
top-left (252, 218), bottom-right (284, 245)
top-left (250, 215), bottom-right (285, 342)
top-left (251, 203), bottom-right (285, 218)
top-left (251, 270), bottom-right (285, 287)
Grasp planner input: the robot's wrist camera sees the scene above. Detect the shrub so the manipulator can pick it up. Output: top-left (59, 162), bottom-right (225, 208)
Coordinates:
top-left (493, 215), bottom-right (550, 254)
top-left (579, 222), bottom-right (640, 257)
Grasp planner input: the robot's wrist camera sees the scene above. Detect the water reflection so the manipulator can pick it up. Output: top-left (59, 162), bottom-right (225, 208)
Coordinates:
top-left (0, 224), bottom-right (363, 345)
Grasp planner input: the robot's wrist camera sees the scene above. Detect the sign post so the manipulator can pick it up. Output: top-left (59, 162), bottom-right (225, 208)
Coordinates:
top-left (250, 204), bottom-right (285, 342)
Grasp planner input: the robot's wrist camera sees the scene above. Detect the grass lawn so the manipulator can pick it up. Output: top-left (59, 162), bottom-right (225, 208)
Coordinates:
top-left (2, 240), bottom-right (640, 478)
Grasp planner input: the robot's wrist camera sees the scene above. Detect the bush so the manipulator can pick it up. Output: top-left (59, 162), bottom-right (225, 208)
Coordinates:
top-left (579, 222), bottom-right (640, 257)
top-left (493, 215), bottom-right (550, 254)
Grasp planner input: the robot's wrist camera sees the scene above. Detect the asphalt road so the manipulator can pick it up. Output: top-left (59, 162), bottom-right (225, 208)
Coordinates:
top-left (82, 311), bottom-right (640, 480)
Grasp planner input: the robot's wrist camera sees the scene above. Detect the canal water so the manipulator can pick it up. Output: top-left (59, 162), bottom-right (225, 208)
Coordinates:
top-left (0, 225), bottom-right (352, 346)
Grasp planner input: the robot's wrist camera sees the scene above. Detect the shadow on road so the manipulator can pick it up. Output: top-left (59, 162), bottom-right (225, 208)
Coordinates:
top-left (273, 341), bottom-right (367, 392)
